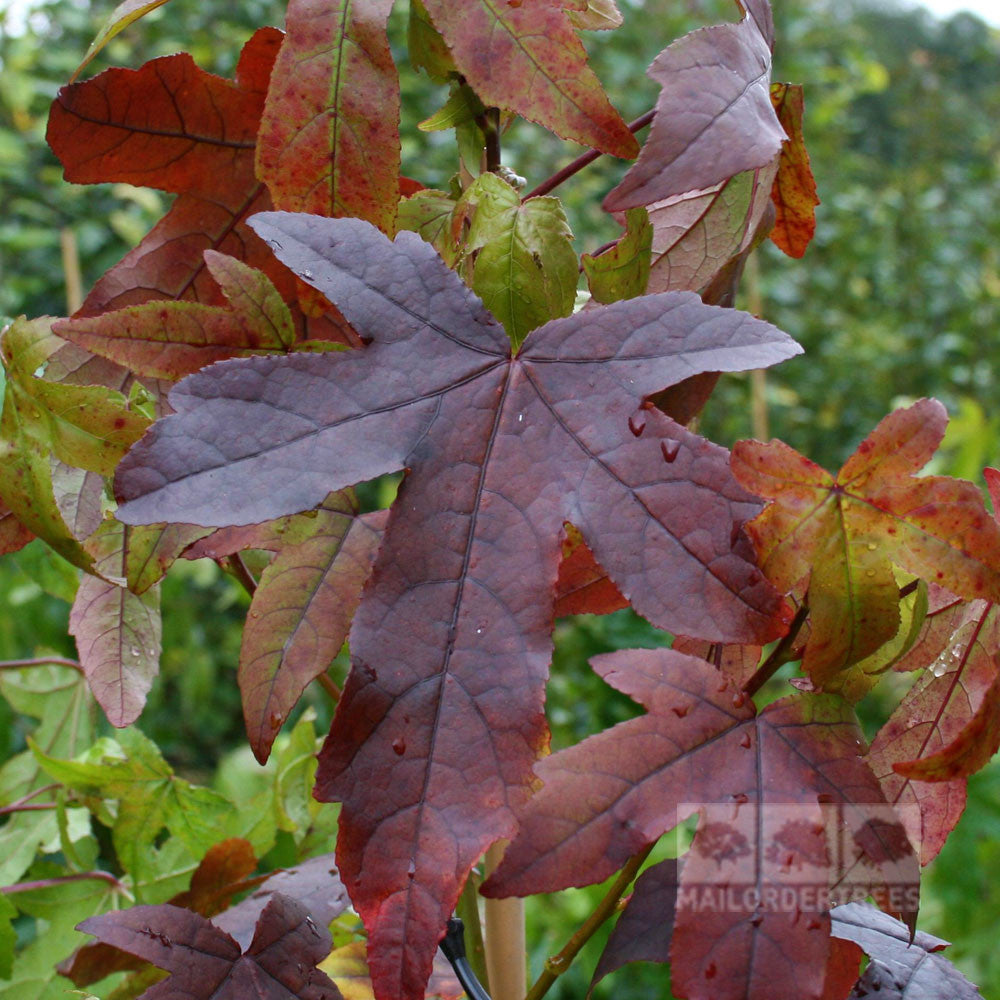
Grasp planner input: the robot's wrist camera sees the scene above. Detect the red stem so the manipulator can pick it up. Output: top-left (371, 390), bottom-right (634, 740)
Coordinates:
top-left (525, 109), bottom-right (656, 199)
top-left (0, 657), bottom-right (81, 673)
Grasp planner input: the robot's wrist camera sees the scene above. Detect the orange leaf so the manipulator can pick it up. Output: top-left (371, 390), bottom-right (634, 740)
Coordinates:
top-left (769, 82), bottom-right (820, 258)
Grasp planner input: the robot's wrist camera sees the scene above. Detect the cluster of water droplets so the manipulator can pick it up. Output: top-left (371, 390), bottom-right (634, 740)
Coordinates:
top-left (929, 641), bottom-right (966, 678)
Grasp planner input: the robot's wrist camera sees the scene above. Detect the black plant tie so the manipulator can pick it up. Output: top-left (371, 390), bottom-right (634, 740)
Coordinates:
top-left (439, 917), bottom-right (492, 1000)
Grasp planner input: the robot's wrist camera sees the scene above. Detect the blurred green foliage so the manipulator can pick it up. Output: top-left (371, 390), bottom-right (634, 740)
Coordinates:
top-left (2, 0), bottom-right (1000, 997)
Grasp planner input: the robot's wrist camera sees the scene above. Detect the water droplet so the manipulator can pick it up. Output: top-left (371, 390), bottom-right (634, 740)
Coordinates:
top-left (749, 912), bottom-right (764, 927)
top-left (671, 703), bottom-right (691, 718)
top-left (705, 963), bottom-right (717, 980)
top-left (407, 860), bottom-right (416, 878)
top-left (518, 413), bottom-right (524, 423)
top-left (545, 955), bottom-right (567, 973)
top-left (806, 917), bottom-right (823, 931)
top-left (732, 792), bottom-right (749, 805)
top-left (717, 679), bottom-right (730, 693)
top-left (867, 542), bottom-right (877, 551)
top-left (130, 647), bottom-right (140, 658)
top-left (476, 627), bottom-right (483, 634)
top-left (660, 439), bottom-right (680, 463)
top-left (303, 269), bottom-right (313, 280)
top-left (628, 412), bottom-right (646, 437)
top-left (865, 569), bottom-right (876, 578)
top-left (740, 732), bottom-right (752, 749)
top-left (392, 737), bottom-right (406, 756)
top-left (732, 691), bottom-right (747, 709)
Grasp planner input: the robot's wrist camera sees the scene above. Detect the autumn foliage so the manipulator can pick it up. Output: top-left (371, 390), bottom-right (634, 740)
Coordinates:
top-left (0, 1), bottom-right (995, 999)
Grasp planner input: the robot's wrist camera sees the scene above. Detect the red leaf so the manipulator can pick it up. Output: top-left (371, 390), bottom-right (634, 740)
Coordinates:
top-left (47, 29), bottom-right (353, 346)
top-left (257, 0), bottom-right (400, 233)
top-left (590, 858), bottom-right (677, 989)
top-left (420, 0), bottom-right (638, 158)
top-left (55, 252), bottom-right (298, 382)
top-left (604, 0), bottom-right (785, 210)
top-left (78, 895), bottom-right (343, 1000)
top-left (241, 503), bottom-right (386, 762)
top-left (732, 400), bottom-right (1000, 684)
top-left (484, 648), bottom-right (917, 1000)
top-left (553, 524), bottom-right (627, 617)
top-left (671, 635), bottom-right (763, 688)
top-left (71, 520), bottom-right (161, 727)
top-left (646, 160), bottom-right (779, 295)
top-left (213, 854), bottom-right (348, 951)
top-left (114, 211), bottom-right (799, 1000)
top-left (867, 471), bottom-right (1000, 860)
top-left (60, 838), bottom-right (260, 987)
top-left (0, 500), bottom-right (34, 555)
top-left (769, 83), bottom-right (820, 258)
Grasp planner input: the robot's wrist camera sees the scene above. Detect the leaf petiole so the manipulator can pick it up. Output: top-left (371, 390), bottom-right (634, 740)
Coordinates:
top-left (525, 110), bottom-right (656, 199)
top-left (522, 843), bottom-right (655, 1000)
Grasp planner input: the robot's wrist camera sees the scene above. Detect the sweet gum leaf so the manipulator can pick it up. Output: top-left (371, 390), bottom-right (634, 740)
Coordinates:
top-left (419, 0), bottom-right (638, 157)
top-left (240, 499), bottom-right (385, 763)
top-left (604, 0), bottom-right (784, 210)
top-left (646, 160), bottom-right (778, 294)
top-left (48, 29), bottom-right (354, 346)
top-left (582, 207), bottom-right (652, 304)
top-left (485, 648), bottom-right (917, 1000)
top-left (77, 895), bottom-right (344, 1000)
top-left (769, 82), bottom-right (820, 258)
top-left (831, 902), bottom-right (982, 999)
top-left (113, 210), bottom-right (799, 1000)
top-left (460, 172), bottom-right (578, 347)
top-left (71, 0), bottom-right (174, 82)
top-left (71, 519), bottom-right (162, 727)
top-left (55, 253), bottom-right (298, 382)
top-left (732, 399), bottom-right (1000, 684)
top-left (256, 0), bottom-right (400, 234)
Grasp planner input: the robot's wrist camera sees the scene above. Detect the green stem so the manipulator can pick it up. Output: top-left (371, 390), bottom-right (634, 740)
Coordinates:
top-left (523, 843), bottom-right (654, 1000)
top-left (456, 868), bottom-right (490, 993)
top-left (315, 671), bottom-right (342, 702)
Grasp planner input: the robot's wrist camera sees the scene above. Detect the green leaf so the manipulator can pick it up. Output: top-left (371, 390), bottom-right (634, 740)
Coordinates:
top-left (31, 728), bottom-right (231, 888)
top-left (581, 207), bottom-right (652, 303)
top-left (0, 895), bottom-right (15, 979)
top-left (1, 665), bottom-right (96, 805)
top-left (272, 710), bottom-right (320, 838)
top-left (397, 190), bottom-right (459, 266)
top-left (419, 83), bottom-right (487, 132)
top-left (0, 664), bottom-right (96, 887)
top-left (123, 523), bottom-right (213, 596)
top-left (408, 0), bottom-right (456, 82)
top-left (823, 577), bottom-right (930, 701)
top-left (2, 318), bottom-right (149, 476)
top-left (71, 0), bottom-right (174, 82)
top-left (0, 318), bottom-right (146, 575)
top-left (460, 173), bottom-right (578, 348)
